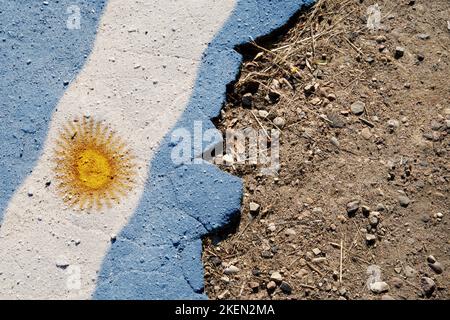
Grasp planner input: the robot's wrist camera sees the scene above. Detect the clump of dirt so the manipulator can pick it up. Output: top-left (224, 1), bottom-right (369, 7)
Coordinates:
top-left (203, 0), bottom-right (449, 300)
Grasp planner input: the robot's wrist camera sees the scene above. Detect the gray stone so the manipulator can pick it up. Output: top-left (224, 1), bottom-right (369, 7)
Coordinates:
top-left (370, 281), bottom-right (390, 294)
top-left (270, 271), bottom-right (283, 283)
top-left (248, 281), bottom-right (260, 292)
top-left (417, 33), bottom-right (430, 40)
top-left (330, 136), bottom-right (340, 148)
top-left (249, 202), bottom-right (260, 215)
top-left (391, 277), bottom-right (403, 288)
top-left (429, 262), bottom-right (443, 274)
top-left (398, 195), bottom-right (411, 207)
top-left (420, 277), bottom-right (436, 296)
top-left (273, 117), bottom-right (286, 128)
top-left (351, 101), bottom-right (365, 115)
top-left (368, 211), bottom-right (381, 227)
top-left (346, 200), bottom-right (360, 215)
top-left (242, 93), bottom-right (253, 108)
top-left (267, 281), bottom-right (277, 290)
top-left (365, 233), bottom-right (377, 244)
top-left (224, 265), bottom-right (240, 275)
top-left (394, 47), bottom-right (405, 59)
top-left (258, 110), bottom-right (269, 118)
top-left (284, 228), bottom-right (296, 236)
top-left (404, 265), bottom-right (417, 278)
top-left (387, 119), bottom-right (400, 132)
top-left (280, 281), bottom-right (292, 294)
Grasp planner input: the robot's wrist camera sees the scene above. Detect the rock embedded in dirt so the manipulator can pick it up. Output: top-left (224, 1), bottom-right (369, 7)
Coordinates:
top-left (376, 35), bottom-right (387, 43)
top-left (273, 117), bottom-right (286, 128)
top-left (280, 281), bottom-right (293, 294)
top-left (267, 223), bottom-right (276, 232)
top-left (391, 277), bottom-right (403, 289)
top-left (312, 248), bottom-right (322, 256)
top-left (304, 83), bottom-right (315, 95)
top-left (404, 265), bottom-right (417, 278)
top-left (370, 281), bottom-right (390, 294)
top-left (270, 271), bottom-right (283, 283)
top-left (417, 33), bottom-right (430, 40)
top-left (368, 211), bottom-right (380, 227)
top-left (224, 265), bottom-right (240, 275)
top-left (284, 228), bottom-right (296, 236)
top-left (394, 46), bottom-right (405, 59)
top-left (267, 281), bottom-right (277, 291)
top-left (420, 277), bottom-right (436, 297)
top-left (248, 281), bottom-right (260, 292)
top-left (361, 127), bottom-right (372, 140)
top-left (361, 205), bottom-right (371, 217)
top-left (365, 233), bottom-right (377, 245)
top-left (398, 195), bottom-right (411, 207)
top-left (346, 200), bottom-right (360, 215)
top-left (241, 93), bottom-right (253, 108)
top-left (258, 110), bottom-right (269, 118)
top-left (429, 262), bottom-right (443, 274)
top-left (249, 202), bottom-right (260, 215)
top-left (209, 256), bottom-right (222, 267)
top-left (330, 136), bottom-right (340, 148)
top-left (387, 119), bottom-right (400, 132)
top-left (351, 101), bottom-right (365, 115)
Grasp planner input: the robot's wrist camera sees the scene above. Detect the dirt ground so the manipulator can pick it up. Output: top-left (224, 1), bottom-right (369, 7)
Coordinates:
top-left (203, 0), bottom-right (449, 300)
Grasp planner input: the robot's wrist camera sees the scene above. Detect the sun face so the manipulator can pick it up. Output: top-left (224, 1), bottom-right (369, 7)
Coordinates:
top-left (54, 117), bottom-right (136, 211)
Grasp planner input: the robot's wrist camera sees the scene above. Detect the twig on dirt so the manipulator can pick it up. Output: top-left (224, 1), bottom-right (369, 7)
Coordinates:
top-left (250, 110), bottom-right (270, 140)
top-left (306, 261), bottom-right (324, 276)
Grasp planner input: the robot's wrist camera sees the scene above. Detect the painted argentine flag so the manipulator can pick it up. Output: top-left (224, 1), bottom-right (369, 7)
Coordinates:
top-left (0, 0), bottom-right (313, 299)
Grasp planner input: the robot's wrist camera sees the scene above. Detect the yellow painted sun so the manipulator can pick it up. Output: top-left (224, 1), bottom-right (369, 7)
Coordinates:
top-left (54, 117), bottom-right (136, 211)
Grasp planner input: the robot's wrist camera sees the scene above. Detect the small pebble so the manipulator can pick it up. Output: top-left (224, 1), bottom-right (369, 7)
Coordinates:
top-left (366, 233), bottom-right (377, 245)
top-left (398, 195), bottom-right (411, 207)
top-left (249, 202), bottom-right (260, 215)
top-left (420, 277), bottom-right (436, 297)
top-left (267, 281), bottom-right (277, 291)
top-left (394, 47), bottom-right (405, 59)
top-left (330, 136), bottom-right (340, 148)
top-left (351, 101), bottom-right (365, 115)
top-left (370, 281), bottom-right (390, 294)
top-left (280, 282), bottom-right (292, 294)
top-left (224, 265), bottom-right (240, 275)
top-left (270, 272), bottom-right (283, 283)
top-left (242, 93), bottom-right (253, 108)
top-left (361, 128), bottom-right (372, 140)
top-left (429, 262), bottom-right (443, 274)
top-left (417, 33), bottom-right (430, 40)
top-left (387, 119), bottom-right (400, 132)
top-left (273, 117), bottom-right (286, 128)
top-left (248, 281), bottom-right (260, 292)
top-left (346, 200), bottom-right (360, 215)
